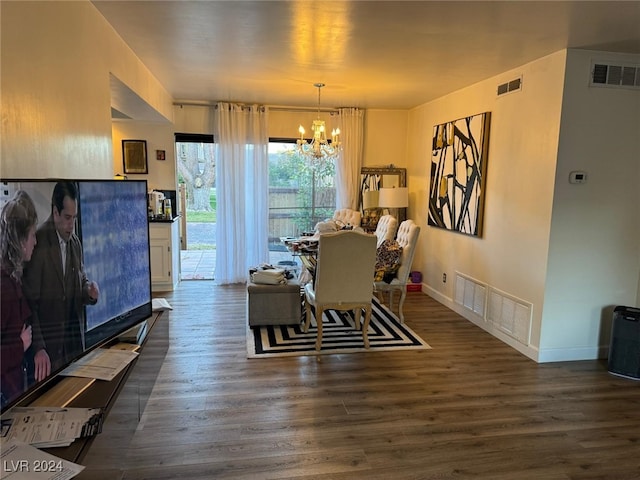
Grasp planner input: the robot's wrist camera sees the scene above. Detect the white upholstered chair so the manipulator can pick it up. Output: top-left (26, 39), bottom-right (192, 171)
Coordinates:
top-left (303, 230), bottom-right (377, 351)
top-left (375, 219), bottom-right (420, 323)
top-left (332, 208), bottom-right (362, 228)
top-left (374, 214), bottom-right (398, 247)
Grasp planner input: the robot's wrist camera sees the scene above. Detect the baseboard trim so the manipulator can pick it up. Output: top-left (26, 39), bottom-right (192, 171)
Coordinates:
top-left (537, 346), bottom-right (604, 363)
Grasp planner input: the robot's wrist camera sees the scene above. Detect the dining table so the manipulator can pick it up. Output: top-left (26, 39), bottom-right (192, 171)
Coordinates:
top-left (280, 235), bottom-right (319, 282)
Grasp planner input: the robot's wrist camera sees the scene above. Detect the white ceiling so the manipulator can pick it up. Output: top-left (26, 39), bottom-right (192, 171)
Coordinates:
top-left (92, 1), bottom-right (640, 111)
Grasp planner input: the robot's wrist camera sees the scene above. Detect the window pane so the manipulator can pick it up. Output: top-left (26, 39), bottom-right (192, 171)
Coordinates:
top-left (268, 141), bottom-right (335, 264)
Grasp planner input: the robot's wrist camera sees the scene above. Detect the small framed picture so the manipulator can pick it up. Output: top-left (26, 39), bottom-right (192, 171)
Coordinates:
top-left (122, 139), bottom-right (148, 174)
top-left (156, 150), bottom-right (166, 161)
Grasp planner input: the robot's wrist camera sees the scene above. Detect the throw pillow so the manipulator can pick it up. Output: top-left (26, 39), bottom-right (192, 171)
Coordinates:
top-left (374, 239), bottom-right (402, 282)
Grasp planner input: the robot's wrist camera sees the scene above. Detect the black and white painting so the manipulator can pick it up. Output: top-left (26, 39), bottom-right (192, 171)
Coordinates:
top-left (428, 112), bottom-right (491, 236)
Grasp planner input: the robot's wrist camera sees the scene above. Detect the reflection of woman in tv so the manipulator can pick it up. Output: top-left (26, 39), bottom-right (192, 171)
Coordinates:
top-left (23, 181), bottom-right (99, 380)
top-left (1, 190), bottom-right (38, 409)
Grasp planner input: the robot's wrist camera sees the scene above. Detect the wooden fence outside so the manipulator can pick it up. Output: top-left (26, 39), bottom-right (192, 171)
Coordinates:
top-left (269, 187), bottom-right (335, 244)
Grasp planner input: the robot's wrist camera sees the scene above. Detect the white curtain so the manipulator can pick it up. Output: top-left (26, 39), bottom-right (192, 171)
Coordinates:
top-left (335, 108), bottom-right (365, 210)
top-left (214, 103), bottom-right (270, 284)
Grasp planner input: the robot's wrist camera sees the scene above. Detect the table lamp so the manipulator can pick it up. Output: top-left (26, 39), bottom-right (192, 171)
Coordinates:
top-left (378, 187), bottom-right (408, 221)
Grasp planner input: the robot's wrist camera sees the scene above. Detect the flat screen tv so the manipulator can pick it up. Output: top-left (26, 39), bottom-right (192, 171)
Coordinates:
top-left (0, 179), bottom-right (152, 413)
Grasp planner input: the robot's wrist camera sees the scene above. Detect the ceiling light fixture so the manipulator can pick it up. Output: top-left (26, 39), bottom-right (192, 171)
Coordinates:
top-left (297, 83), bottom-right (341, 160)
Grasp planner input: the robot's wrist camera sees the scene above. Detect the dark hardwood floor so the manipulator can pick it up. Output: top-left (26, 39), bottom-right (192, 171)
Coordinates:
top-left (78, 282), bottom-right (640, 479)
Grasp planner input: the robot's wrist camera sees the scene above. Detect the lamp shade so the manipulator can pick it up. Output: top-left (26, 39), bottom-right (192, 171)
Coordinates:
top-left (362, 190), bottom-right (380, 210)
top-left (378, 187), bottom-right (408, 208)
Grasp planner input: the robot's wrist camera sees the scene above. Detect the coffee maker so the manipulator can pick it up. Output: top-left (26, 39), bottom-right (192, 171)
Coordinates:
top-left (148, 190), bottom-right (165, 217)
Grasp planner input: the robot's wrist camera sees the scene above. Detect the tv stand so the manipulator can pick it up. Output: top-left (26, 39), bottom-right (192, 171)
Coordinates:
top-left (19, 310), bottom-right (168, 465)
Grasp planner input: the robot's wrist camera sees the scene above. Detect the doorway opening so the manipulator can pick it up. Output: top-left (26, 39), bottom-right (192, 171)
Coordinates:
top-left (175, 133), bottom-right (216, 281)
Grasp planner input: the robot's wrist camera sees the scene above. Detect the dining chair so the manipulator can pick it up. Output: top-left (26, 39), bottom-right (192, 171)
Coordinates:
top-left (332, 208), bottom-right (362, 228)
top-left (374, 219), bottom-right (420, 323)
top-left (303, 230), bottom-right (377, 351)
top-left (374, 214), bottom-right (398, 247)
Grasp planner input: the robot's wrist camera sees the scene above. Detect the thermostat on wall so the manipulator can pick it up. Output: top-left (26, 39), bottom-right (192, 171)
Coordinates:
top-left (569, 171), bottom-right (588, 184)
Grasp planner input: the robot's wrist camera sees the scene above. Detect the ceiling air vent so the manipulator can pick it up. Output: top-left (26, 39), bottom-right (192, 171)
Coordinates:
top-left (497, 76), bottom-right (522, 97)
top-left (591, 62), bottom-right (640, 89)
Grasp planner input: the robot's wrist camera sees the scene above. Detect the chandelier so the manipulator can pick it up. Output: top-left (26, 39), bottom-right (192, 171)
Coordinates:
top-left (297, 83), bottom-right (341, 160)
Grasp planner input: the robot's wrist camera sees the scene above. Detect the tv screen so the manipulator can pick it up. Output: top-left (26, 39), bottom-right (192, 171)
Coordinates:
top-left (0, 179), bottom-right (152, 413)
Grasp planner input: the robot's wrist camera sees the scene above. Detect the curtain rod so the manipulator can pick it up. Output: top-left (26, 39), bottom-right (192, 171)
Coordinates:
top-left (173, 101), bottom-right (339, 114)
top-left (269, 105), bottom-right (339, 113)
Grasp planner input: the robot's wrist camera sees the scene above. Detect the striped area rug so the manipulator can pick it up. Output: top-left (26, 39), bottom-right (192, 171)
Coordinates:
top-left (247, 297), bottom-right (431, 358)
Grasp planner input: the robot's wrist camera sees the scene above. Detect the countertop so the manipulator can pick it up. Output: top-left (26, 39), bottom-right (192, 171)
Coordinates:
top-left (149, 215), bottom-right (180, 224)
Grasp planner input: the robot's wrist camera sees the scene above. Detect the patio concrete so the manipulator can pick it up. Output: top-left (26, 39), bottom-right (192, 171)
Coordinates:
top-left (180, 249), bottom-right (297, 281)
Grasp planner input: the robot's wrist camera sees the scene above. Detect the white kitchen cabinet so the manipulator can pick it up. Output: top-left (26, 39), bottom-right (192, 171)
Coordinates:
top-left (149, 219), bottom-right (180, 292)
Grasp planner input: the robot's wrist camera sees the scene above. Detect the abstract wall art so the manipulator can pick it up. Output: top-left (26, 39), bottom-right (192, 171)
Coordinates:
top-left (428, 112), bottom-right (491, 237)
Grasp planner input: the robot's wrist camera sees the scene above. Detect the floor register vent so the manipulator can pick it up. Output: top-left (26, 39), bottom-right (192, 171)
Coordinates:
top-left (591, 62), bottom-right (640, 89)
top-left (455, 273), bottom-right (532, 346)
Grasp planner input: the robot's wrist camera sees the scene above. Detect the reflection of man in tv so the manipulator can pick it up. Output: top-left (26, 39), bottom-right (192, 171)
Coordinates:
top-left (23, 181), bottom-right (100, 380)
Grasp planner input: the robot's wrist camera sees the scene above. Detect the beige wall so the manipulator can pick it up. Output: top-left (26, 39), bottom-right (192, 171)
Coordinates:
top-left (112, 122), bottom-right (177, 191)
top-left (408, 51), bottom-right (566, 360)
top-left (268, 109), bottom-right (342, 141)
top-left (1, 1), bottom-right (173, 179)
top-left (362, 110), bottom-right (408, 168)
top-left (540, 50), bottom-right (640, 361)
top-left (173, 105), bottom-right (214, 135)
top-left (407, 49), bottom-right (640, 361)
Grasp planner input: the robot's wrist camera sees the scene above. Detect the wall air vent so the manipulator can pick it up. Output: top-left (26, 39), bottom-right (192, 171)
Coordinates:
top-left (497, 76), bottom-right (522, 97)
top-left (590, 62), bottom-right (640, 89)
top-left (454, 273), bottom-right (486, 318)
top-left (486, 287), bottom-right (532, 346)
